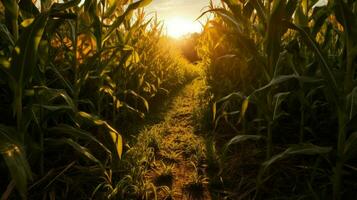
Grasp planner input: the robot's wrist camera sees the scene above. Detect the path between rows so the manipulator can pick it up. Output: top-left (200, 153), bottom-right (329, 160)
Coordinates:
top-left (141, 78), bottom-right (211, 200)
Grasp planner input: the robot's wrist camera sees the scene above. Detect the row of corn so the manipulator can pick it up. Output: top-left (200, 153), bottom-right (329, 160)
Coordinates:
top-left (0, 0), bottom-right (196, 199)
top-left (197, 0), bottom-right (357, 199)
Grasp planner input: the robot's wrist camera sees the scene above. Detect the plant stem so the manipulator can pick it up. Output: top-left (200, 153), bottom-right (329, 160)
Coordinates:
top-left (299, 108), bottom-right (305, 143)
top-left (267, 121), bottom-right (273, 159)
top-left (73, 19), bottom-right (79, 109)
top-left (334, 107), bottom-right (346, 200)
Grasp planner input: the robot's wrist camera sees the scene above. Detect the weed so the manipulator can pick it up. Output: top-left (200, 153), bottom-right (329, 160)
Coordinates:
top-left (153, 161), bottom-right (175, 187)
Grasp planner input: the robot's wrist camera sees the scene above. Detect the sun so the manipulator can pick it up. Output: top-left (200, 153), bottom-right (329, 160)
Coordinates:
top-left (165, 17), bottom-right (201, 38)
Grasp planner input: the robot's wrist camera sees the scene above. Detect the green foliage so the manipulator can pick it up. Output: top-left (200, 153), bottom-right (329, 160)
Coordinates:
top-left (0, 0), bottom-right (195, 199)
top-left (198, 0), bottom-right (357, 199)
top-left (0, 125), bottom-right (31, 199)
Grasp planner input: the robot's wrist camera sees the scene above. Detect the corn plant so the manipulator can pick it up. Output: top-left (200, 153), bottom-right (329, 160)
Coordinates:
top-left (0, 0), bottom-right (195, 199)
top-left (198, 0), bottom-right (357, 199)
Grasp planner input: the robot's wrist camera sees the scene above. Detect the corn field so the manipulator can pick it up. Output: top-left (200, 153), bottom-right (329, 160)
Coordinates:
top-left (197, 0), bottom-right (357, 199)
top-left (0, 0), bottom-right (356, 199)
top-left (0, 0), bottom-right (198, 199)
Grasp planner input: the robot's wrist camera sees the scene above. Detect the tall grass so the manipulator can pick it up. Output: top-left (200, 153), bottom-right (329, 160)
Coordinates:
top-left (198, 0), bottom-right (357, 199)
top-left (0, 0), bottom-right (195, 199)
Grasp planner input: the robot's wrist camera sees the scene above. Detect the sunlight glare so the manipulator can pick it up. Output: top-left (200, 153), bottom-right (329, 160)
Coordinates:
top-left (166, 17), bottom-right (201, 38)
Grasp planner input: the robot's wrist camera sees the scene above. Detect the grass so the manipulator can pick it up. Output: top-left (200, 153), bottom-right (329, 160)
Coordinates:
top-left (183, 162), bottom-right (208, 199)
top-left (153, 161), bottom-right (175, 187)
top-left (102, 79), bottom-right (210, 199)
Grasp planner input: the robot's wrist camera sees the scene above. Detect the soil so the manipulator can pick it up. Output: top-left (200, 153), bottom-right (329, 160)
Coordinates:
top-left (143, 78), bottom-right (211, 200)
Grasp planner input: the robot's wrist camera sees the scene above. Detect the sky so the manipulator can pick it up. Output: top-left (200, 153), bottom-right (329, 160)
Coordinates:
top-left (145, 0), bottom-right (220, 38)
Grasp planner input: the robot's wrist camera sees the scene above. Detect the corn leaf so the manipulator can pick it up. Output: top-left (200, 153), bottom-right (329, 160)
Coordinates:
top-left (0, 24), bottom-right (15, 47)
top-left (284, 21), bottom-right (339, 99)
top-left (253, 74), bottom-right (323, 94)
top-left (103, 0), bottom-right (152, 44)
top-left (48, 125), bottom-right (111, 156)
top-left (124, 89), bottom-right (149, 112)
top-left (0, 124), bottom-right (32, 199)
top-left (9, 13), bottom-right (48, 127)
top-left (260, 143), bottom-right (332, 176)
top-left (226, 135), bottom-right (265, 147)
top-left (239, 97), bottom-right (249, 122)
top-left (9, 13), bottom-right (47, 82)
top-left (46, 138), bottom-right (103, 168)
top-left (78, 111), bottom-right (122, 159)
top-left (343, 132), bottom-right (357, 162)
top-left (18, 0), bottom-right (40, 18)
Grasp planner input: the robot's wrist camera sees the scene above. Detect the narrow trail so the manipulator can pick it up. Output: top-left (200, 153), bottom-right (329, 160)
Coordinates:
top-left (141, 78), bottom-right (211, 200)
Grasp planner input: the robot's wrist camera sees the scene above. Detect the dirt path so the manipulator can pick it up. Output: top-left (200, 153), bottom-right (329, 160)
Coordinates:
top-left (142, 78), bottom-right (211, 200)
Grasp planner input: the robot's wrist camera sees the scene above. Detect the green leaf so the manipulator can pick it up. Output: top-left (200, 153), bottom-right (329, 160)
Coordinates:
top-left (8, 13), bottom-right (48, 128)
top-left (1, 0), bottom-right (19, 19)
top-left (311, 6), bottom-right (329, 37)
top-left (77, 112), bottom-right (122, 159)
top-left (18, 0), bottom-right (40, 18)
top-left (0, 124), bottom-right (32, 199)
top-left (109, 130), bottom-right (122, 160)
top-left (2, 0), bottom-right (19, 40)
top-left (239, 97), bottom-right (249, 122)
top-left (46, 138), bottom-right (103, 168)
top-left (27, 86), bottom-right (77, 113)
top-left (216, 8), bottom-right (242, 32)
top-left (0, 23), bottom-right (15, 47)
top-left (226, 134), bottom-right (265, 147)
top-left (249, 0), bottom-right (266, 22)
top-left (265, 0), bottom-right (285, 73)
top-left (213, 92), bottom-right (245, 124)
top-left (121, 102), bottom-right (145, 118)
top-left (40, 0), bottom-right (52, 11)
top-left (48, 125), bottom-right (111, 156)
top-left (20, 18), bottom-right (35, 28)
top-left (284, 21), bottom-right (339, 101)
top-left (93, 16), bottom-right (102, 49)
top-left (285, 0), bottom-right (298, 19)
top-left (214, 110), bottom-right (240, 130)
top-left (212, 102), bottom-right (217, 123)
top-left (216, 92), bottom-right (245, 104)
top-left (102, 0), bottom-right (152, 44)
top-left (260, 143), bottom-right (332, 176)
top-left (253, 74), bottom-right (323, 93)
top-left (78, 111), bottom-right (107, 126)
top-left (347, 86), bottom-right (357, 120)
top-left (125, 90), bottom-right (149, 112)
top-left (273, 92), bottom-right (290, 120)
top-left (0, 56), bottom-right (11, 70)
top-left (343, 132), bottom-right (357, 162)
top-left (48, 63), bottom-right (74, 95)
top-left (10, 14), bottom-right (47, 82)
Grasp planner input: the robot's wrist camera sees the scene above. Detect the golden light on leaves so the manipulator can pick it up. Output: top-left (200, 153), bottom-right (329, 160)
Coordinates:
top-left (78, 111), bottom-right (123, 159)
top-left (20, 18), bottom-right (34, 28)
top-left (5, 145), bottom-right (20, 157)
top-left (109, 131), bottom-right (123, 159)
top-left (77, 34), bottom-right (97, 64)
